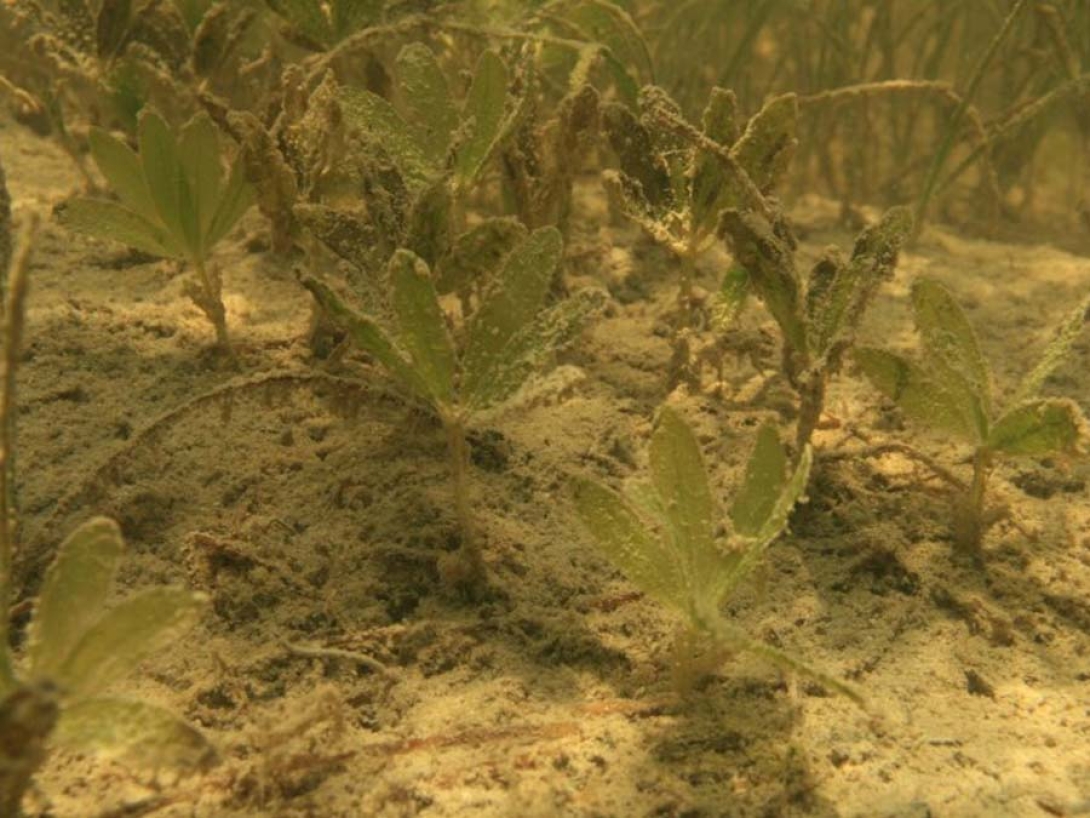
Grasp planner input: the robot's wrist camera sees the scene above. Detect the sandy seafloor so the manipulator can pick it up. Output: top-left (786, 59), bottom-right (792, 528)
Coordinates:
top-left (4, 112), bottom-right (1090, 818)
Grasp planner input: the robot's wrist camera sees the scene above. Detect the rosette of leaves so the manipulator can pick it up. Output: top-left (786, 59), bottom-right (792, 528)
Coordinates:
top-left (572, 406), bottom-right (857, 698)
top-left (718, 205), bottom-right (914, 452)
top-left (0, 518), bottom-right (212, 814)
top-left (56, 108), bottom-right (253, 349)
top-left (303, 226), bottom-right (604, 590)
top-left (855, 279), bottom-right (1089, 552)
top-left (602, 85), bottom-right (797, 384)
top-left (338, 42), bottom-right (523, 204)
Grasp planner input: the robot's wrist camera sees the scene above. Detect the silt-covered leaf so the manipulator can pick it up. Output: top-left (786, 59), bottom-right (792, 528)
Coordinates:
top-left (301, 275), bottom-right (433, 400)
top-left (1014, 292), bottom-right (1090, 403)
top-left (462, 227), bottom-right (563, 401)
top-left (396, 44), bottom-right (458, 168)
top-left (464, 287), bottom-right (605, 411)
top-left (729, 423), bottom-right (788, 539)
top-left (987, 398), bottom-right (1084, 456)
top-left (690, 87), bottom-right (740, 236)
top-left (55, 198), bottom-right (179, 259)
top-left (571, 477), bottom-right (684, 610)
top-left (855, 347), bottom-right (987, 444)
top-left (55, 588), bottom-right (206, 698)
top-left (55, 697), bottom-right (215, 771)
top-left (27, 518), bottom-right (124, 683)
top-left (436, 218), bottom-right (528, 295)
top-left (911, 278), bottom-right (992, 414)
top-left (340, 87), bottom-right (433, 188)
top-left (649, 406), bottom-right (716, 576)
top-left (730, 93), bottom-right (797, 194)
top-left (718, 209), bottom-right (807, 354)
top-left (455, 50), bottom-right (512, 187)
top-left (388, 250), bottom-right (455, 406)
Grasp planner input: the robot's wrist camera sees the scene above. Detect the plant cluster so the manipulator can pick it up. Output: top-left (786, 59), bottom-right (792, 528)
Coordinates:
top-left (0, 1), bottom-right (1088, 812)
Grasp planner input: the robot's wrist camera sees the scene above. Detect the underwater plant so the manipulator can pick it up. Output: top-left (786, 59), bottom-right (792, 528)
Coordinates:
top-left (602, 84), bottom-right (797, 386)
top-left (718, 205), bottom-right (914, 453)
top-left (303, 226), bottom-right (603, 591)
top-left (855, 277), bottom-right (1088, 553)
top-left (56, 108), bottom-right (253, 349)
top-left (572, 404), bottom-right (858, 698)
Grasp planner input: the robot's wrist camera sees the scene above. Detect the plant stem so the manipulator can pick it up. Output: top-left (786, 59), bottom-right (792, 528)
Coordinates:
top-left (667, 234), bottom-right (700, 390)
top-left (955, 447), bottom-right (992, 553)
top-left (192, 257), bottom-right (230, 350)
top-left (0, 216), bottom-right (36, 692)
top-left (442, 413), bottom-right (485, 589)
top-left (795, 374), bottom-right (827, 454)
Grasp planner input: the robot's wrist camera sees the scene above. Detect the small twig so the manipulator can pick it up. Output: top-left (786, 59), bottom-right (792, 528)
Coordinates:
top-left (281, 640), bottom-right (393, 678)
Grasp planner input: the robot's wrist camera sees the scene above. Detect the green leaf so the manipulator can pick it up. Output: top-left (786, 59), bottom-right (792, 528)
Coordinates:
top-left (56, 198), bottom-right (179, 259)
top-left (691, 87), bottom-right (739, 236)
top-left (462, 227), bottom-right (563, 401)
top-left (730, 93), bottom-right (797, 193)
top-left (910, 278), bottom-right (992, 414)
top-left (137, 109), bottom-right (187, 256)
top-left (301, 275), bottom-right (433, 402)
top-left (1014, 292), bottom-right (1090, 403)
top-left (436, 218), bottom-right (528, 295)
top-left (551, 0), bottom-right (652, 105)
top-left (810, 207), bottom-right (913, 359)
top-left (718, 209), bottom-right (807, 354)
top-left (711, 265), bottom-right (751, 332)
top-left (987, 398), bottom-right (1085, 456)
top-left (204, 156), bottom-right (253, 249)
top-left (464, 287), bottom-right (605, 412)
top-left (340, 87), bottom-right (434, 188)
top-left (729, 424), bottom-right (788, 538)
top-left (755, 442), bottom-right (812, 546)
top-left (56, 588), bottom-right (205, 698)
top-left (178, 113), bottom-right (224, 248)
top-left (455, 50), bottom-right (511, 186)
top-left (602, 102), bottom-right (673, 212)
top-left (855, 347), bottom-right (987, 444)
top-left (331, 0), bottom-right (381, 40)
top-left (649, 406), bottom-right (717, 580)
top-left (55, 698), bottom-right (215, 771)
top-left (27, 519), bottom-right (124, 682)
top-left (388, 250), bottom-right (455, 405)
top-left (571, 477), bottom-right (685, 610)
top-left (88, 128), bottom-right (156, 216)
top-left (601, 170), bottom-right (677, 250)
top-left (396, 44), bottom-right (458, 168)
top-left (265, 0), bottom-right (333, 47)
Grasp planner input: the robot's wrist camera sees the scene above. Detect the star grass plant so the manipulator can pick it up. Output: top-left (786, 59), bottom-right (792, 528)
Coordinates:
top-left (303, 226), bottom-right (603, 591)
top-left (57, 108), bottom-right (253, 349)
top-left (572, 405), bottom-right (859, 700)
top-left (855, 278), bottom-right (1089, 553)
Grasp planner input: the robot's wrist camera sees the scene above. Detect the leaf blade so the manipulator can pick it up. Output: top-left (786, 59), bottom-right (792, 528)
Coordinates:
top-left (988, 398), bottom-right (1085, 456)
top-left (388, 250), bottom-right (455, 405)
top-left (571, 477), bottom-right (685, 611)
top-left (27, 519), bottom-right (125, 682)
top-left (56, 588), bottom-right (206, 697)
